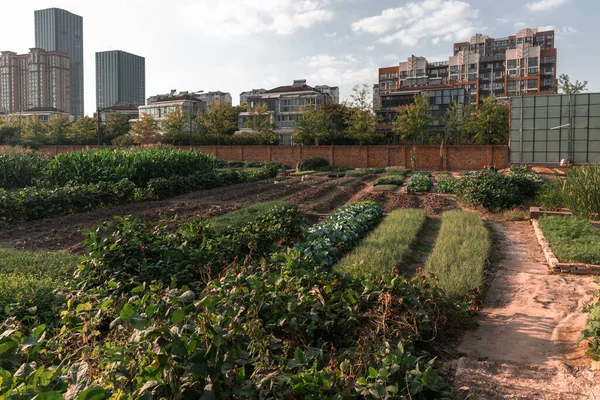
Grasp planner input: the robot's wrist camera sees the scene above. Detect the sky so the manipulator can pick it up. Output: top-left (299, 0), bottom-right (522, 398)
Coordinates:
top-left (1, 0), bottom-right (597, 116)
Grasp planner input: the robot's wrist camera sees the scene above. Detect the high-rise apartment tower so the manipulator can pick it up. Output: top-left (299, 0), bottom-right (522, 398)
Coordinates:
top-left (96, 50), bottom-right (145, 110)
top-left (35, 8), bottom-right (83, 118)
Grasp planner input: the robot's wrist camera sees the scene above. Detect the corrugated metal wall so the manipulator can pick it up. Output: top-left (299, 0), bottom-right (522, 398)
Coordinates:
top-left (510, 93), bottom-right (600, 164)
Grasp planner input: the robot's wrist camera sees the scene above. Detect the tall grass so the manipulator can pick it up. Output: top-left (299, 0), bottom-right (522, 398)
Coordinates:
top-left (0, 151), bottom-right (49, 189)
top-left (561, 165), bottom-right (600, 219)
top-left (335, 209), bottom-right (426, 281)
top-left (425, 210), bottom-right (490, 297)
top-left (44, 147), bottom-right (216, 187)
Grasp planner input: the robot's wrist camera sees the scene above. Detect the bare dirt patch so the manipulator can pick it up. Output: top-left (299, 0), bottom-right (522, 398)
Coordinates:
top-left (453, 221), bottom-right (600, 399)
top-left (0, 175), bottom-right (371, 253)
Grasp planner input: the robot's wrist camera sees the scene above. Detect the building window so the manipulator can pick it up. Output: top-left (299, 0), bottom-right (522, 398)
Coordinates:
top-left (507, 59), bottom-right (518, 69)
top-left (528, 57), bottom-right (539, 66)
top-left (528, 68), bottom-right (538, 75)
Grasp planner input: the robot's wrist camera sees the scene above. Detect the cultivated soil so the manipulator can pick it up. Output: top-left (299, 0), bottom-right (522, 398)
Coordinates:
top-left (451, 221), bottom-right (600, 399)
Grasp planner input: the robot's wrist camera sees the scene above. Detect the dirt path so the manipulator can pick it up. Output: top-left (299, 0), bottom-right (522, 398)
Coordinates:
top-left (453, 221), bottom-right (600, 399)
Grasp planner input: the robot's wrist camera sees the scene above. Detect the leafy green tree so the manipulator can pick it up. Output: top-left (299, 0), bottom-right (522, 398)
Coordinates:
top-left (559, 73), bottom-right (588, 94)
top-left (321, 103), bottom-right (350, 143)
top-left (161, 106), bottom-right (188, 145)
top-left (104, 112), bottom-right (131, 143)
top-left (197, 100), bottom-right (238, 144)
top-left (0, 119), bottom-right (18, 144)
top-left (21, 116), bottom-right (47, 143)
top-left (443, 101), bottom-right (474, 144)
top-left (131, 114), bottom-right (160, 145)
top-left (345, 84), bottom-right (377, 145)
top-left (393, 93), bottom-right (434, 144)
top-left (249, 104), bottom-right (277, 144)
top-left (294, 105), bottom-right (329, 145)
top-left (462, 96), bottom-right (509, 145)
top-left (47, 114), bottom-right (72, 145)
top-left (69, 116), bottom-right (98, 144)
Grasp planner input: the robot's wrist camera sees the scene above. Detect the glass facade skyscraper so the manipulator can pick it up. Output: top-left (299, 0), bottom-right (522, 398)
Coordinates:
top-left (96, 50), bottom-right (145, 110)
top-left (34, 8), bottom-right (83, 118)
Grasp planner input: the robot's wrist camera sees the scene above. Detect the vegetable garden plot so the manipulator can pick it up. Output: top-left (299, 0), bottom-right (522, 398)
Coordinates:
top-left (538, 215), bottom-right (600, 265)
top-left (426, 210), bottom-right (490, 297)
top-left (335, 208), bottom-right (426, 281)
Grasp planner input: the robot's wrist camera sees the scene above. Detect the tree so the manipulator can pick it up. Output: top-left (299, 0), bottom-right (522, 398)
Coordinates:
top-left (69, 116), bottom-right (97, 144)
top-left (559, 74), bottom-right (588, 95)
top-left (249, 104), bottom-right (277, 144)
top-left (294, 105), bottom-right (328, 145)
top-left (461, 96), bottom-right (509, 145)
top-left (104, 112), bottom-right (131, 143)
top-left (321, 103), bottom-right (350, 144)
top-left (345, 84), bottom-right (377, 145)
top-left (131, 114), bottom-right (159, 145)
top-left (46, 114), bottom-right (72, 145)
top-left (0, 119), bottom-right (18, 144)
top-left (393, 93), bottom-right (434, 144)
top-left (161, 106), bottom-right (188, 145)
top-left (443, 100), bottom-right (473, 145)
top-left (197, 100), bottom-right (238, 144)
top-left (21, 116), bottom-right (47, 143)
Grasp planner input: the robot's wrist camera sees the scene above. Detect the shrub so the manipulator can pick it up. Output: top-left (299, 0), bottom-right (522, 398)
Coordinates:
top-left (426, 210), bottom-right (490, 297)
top-left (298, 157), bottom-right (329, 171)
top-left (435, 174), bottom-right (458, 194)
top-left (509, 165), bottom-right (529, 174)
top-left (406, 172), bottom-right (432, 193)
top-left (508, 170), bottom-right (545, 198)
top-left (374, 176), bottom-right (404, 186)
top-left (294, 202), bottom-right (383, 267)
top-left (538, 216), bottom-right (600, 264)
top-left (335, 209), bottom-right (426, 281)
top-left (561, 165), bottom-right (600, 219)
top-left (580, 293), bottom-right (600, 361)
top-left (457, 171), bottom-right (522, 210)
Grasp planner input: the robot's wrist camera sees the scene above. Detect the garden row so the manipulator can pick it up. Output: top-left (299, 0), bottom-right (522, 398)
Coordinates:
top-left (0, 199), bottom-right (490, 399)
top-left (0, 148), bottom-right (284, 225)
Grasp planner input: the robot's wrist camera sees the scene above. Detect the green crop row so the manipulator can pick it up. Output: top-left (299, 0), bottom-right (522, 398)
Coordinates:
top-left (426, 210), bottom-right (490, 297)
top-left (335, 209), bottom-right (426, 281)
top-left (0, 167), bottom-right (278, 225)
top-left (0, 151), bottom-right (49, 189)
top-left (435, 174), bottom-right (458, 194)
top-left (406, 172), bottom-right (432, 193)
top-left (538, 215), bottom-right (600, 265)
top-left (294, 201), bottom-right (384, 267)
top-left (43, 147), bottom-right (216, 188)
top-left (374, 175), bottom-right (404, 186)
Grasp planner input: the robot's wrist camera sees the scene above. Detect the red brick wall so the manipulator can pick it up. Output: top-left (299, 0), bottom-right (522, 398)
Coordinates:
top-left (35, 145), bottom-right (509, 171)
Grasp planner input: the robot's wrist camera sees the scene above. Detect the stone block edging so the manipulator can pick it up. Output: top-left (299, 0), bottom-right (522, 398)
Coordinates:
top-left (531, 219), bottom-right (600, 275)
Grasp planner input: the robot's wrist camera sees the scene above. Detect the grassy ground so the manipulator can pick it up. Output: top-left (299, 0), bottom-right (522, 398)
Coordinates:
top-left (0, 249), bottom-right (81, 323)
top-left (425, 210), bottom-right (490, 297)
top-left (209, 201), bottom-right (295, 235)
top-left (334, 209), bottom-right (426, 281)
top-left (538, 215), bottom-right (600, 264)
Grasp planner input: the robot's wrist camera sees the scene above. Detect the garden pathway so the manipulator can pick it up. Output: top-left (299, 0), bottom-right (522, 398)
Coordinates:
top-left (453, 221), bottom-right (600, 399)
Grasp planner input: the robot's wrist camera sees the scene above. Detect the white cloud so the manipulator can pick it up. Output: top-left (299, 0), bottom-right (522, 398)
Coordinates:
top-left (514, 22), bottom-right (527, 28)
top-left (351, 0), bottom-right (480, 47)
top-left (301, 54), bottom-right (376, 87)
top-left (179, 0), bottom-right (333, 37)
top-left (527, 0), bottom-right (570, 12)
top-left (538, 25), bottom-right (577, 40)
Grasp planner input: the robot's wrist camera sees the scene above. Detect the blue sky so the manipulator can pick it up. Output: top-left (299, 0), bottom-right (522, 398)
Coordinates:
top-left (1, 0), bottom-right (596, 115)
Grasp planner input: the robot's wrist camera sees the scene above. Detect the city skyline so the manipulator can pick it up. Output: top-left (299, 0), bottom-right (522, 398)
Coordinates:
top-left (0, 0), bottom-right (596, 116)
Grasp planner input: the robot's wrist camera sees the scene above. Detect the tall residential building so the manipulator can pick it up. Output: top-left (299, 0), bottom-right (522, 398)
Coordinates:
top-left (35, 8), bottom-right (83, 118)
top-left (314, 85), bottom-right (340, 104)
top-left (139, 92), bottom-right (206, 132)
top-left (377, 28), bottom-right (557, 105)
top-left (237, 79), bottom-right (334, 145)
top-left (240, 89), bottom-right (266, 105)
top-left (196, 91), bottom-right (232, 109)
top-left (0, 48), bottom-right (70, 115)
top-left (96, 50), bottom-right (145, 110)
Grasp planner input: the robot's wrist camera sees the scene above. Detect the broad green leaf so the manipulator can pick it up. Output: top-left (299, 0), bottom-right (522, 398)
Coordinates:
top-left (171, 309), bottom-right (185, 324)
top-left (76, 387), bottom-right (107, 400)
top-left (119, 304), bottom-right (136, 323)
